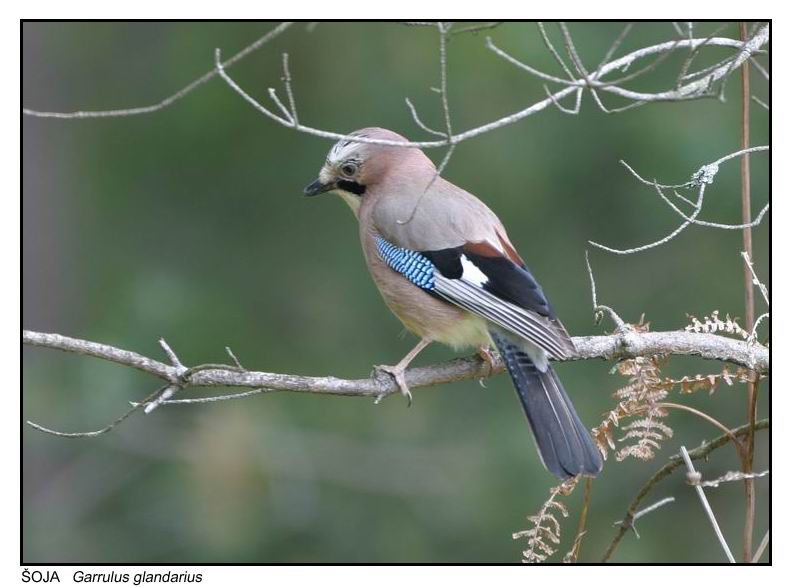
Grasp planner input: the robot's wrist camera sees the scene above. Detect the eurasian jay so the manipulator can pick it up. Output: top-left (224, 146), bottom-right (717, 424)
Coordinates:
top-left (304, 127), bottom-right (602, 479)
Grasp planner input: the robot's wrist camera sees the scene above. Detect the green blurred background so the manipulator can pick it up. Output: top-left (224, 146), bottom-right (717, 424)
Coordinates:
top-left (22, 21), bottom-right (769, 563)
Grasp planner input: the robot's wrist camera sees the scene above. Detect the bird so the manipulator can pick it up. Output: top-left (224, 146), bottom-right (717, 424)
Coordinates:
top-left (304, 127), bottom-right (602, 479)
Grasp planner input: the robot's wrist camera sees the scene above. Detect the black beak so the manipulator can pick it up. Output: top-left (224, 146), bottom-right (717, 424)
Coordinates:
top-left (303, 179), bottom-right (336, 197)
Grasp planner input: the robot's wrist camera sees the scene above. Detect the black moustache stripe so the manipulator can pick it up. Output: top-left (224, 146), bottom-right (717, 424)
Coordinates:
top-left (337, 180), bottom-right (366, 195)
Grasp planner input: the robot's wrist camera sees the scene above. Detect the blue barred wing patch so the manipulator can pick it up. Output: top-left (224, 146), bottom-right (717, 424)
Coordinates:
top-left (376, 237), bottom-right (435, 291)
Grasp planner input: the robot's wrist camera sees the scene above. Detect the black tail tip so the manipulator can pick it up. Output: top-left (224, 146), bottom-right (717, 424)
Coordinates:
top-left (548, 450), bottom-right (603, 480)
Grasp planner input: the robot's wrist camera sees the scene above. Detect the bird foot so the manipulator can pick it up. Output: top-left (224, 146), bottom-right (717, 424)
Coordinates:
top-left (476, 346), bottom-right (498, 377)
top-left (373, 364), bottom-right (413, 407)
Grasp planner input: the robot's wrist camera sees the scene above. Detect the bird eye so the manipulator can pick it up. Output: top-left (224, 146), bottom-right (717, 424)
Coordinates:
top-left (340, 162), bottom-right (358, 177)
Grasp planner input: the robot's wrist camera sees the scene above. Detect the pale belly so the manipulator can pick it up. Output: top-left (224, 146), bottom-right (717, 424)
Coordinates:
top-left (368, 250), bottom-right (492, 350)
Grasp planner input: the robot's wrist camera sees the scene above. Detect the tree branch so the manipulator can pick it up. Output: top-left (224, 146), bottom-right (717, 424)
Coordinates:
top-left (23, 328), bottom-right (768, 400)
top-left (23, 22), bottom-right (293, 119)
top-left (210, 25), bottom-right (767, 151)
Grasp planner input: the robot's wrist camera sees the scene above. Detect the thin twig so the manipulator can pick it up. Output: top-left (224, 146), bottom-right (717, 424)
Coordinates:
top-left (738, 24), bottom-right (758, 562)
top-left (132, 388), bottom-right (271, 405)
top-left (267, 88), bottom-right (294, 124)
top-left (584, 250), bottom-right (626, 331)
top-left (749, 313), bottom-right (769, 342)
top-left (159, 338), bottom-right (185, 371)
top-left (593, 23), bottom-right (634, 80)
top-left (752, 530), bottom-right (769, 563)
top-left (750, 57), bottom-right (769, 80)
top-left (449, 22), bottom-right (503, 36)
top-left (657, 402), bottom-right (742, 455)
top-left (558, 22), bottom-right (589, 79)
top-left (281, 53), bottom-right (299, 125)
top-left (404, 98), bottom-right (445, 137)
top-left (751, 96), bottom-right (769, 110)
top-left (612, 496), bottom-right (675, 538)
top-left (23, 22), bottom-right (293, 119)
top-left (394, 23), bottom-right (456, 226)
top-left (590, 147), bottom-right (769, 255)
top-left (27, 385), bottom-right (168, 438)
top-left (697, 470), bottom-right (768, 488)
top-left (486, 37), bottom-right (572, 85)
top-left (674, 24), bottom-right (729, 90)
top-left (536, 22), bottom-right (577, 80)
top-left (437, 22), bottom-right (454, 139)
top-left (544, 85), bottom-right (582, 115)
top-left (225, 346), bottom-right (244, 369)
top-left (741, 251), bottom-right (769, 305)
top-left (679, 445), bottom-right (736, 563)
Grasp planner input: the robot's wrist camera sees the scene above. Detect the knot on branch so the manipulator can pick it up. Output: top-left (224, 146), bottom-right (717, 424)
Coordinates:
top-left (690, 162), bottom-right (719, 186)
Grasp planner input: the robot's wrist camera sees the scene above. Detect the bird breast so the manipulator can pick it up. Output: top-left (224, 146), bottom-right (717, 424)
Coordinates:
top-left (360, 223), bottom-right (491, 350)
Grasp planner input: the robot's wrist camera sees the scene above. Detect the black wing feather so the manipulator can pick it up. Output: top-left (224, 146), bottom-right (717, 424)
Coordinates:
top-left (416, 243), bottom-right (574, 359)
top-left (462, 251), bottom-right (556, 319)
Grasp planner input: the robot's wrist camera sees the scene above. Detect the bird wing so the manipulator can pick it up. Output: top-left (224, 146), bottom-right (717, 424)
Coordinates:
top-left (375, 235), bottom-right (575, 360)
top-left (372, 179), bottom-right (574, 359)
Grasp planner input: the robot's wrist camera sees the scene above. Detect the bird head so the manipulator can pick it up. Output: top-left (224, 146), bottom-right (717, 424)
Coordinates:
top-left (303, 127), bottom-right (425, 215)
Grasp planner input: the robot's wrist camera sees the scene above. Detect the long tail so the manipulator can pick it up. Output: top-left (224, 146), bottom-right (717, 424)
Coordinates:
top-left (491, 330), bottom-right (602, 479)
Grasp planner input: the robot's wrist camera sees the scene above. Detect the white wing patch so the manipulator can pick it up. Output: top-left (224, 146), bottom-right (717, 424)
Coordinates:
top-left (460, 255), bottom-right (489, 286)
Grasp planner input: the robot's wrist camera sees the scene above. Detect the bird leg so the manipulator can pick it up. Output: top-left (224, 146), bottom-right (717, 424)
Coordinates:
top-left (374, 337), bottom-right (431, 406)
top-left (476, 345), bottom-right (499, 377)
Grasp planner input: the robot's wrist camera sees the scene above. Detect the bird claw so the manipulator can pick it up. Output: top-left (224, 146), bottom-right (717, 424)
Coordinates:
top-left (476, 346), bottom-right (498, 377)
top-left (374, 364), bottom-right (413, 407)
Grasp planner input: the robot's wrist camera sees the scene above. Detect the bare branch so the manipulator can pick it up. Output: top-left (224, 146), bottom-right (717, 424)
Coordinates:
top-left (217, 25), bottom-right (766, 149)
top-left (584, 250), bottom-right (626, 332)
top-left (741, 251), bottom-right (769, 306)
top-left (267, 88), bottom-right (294, 124)
top-left (594, 23), bottom-right (634, 80)
top-left (544, 85), bottom-right (583, 115)
top-left (590, 146), bottom-right (769, 255)
top-left (619, 160), bottom-right (769, 231)
top-left (612, 496), bottom-right (675, 538)
top-left (674, 24), bottom-right (729, 90)
top-left (536, 22), bottom-right (577, 80)
top-left (449, 22), bottom-right (504, 37)
top-left (281, 52), bottom-right (299, 125)
top-left (589, 88), bottom-right (646, 114)
top-left (27, 385), bottom-right (168, 438)
top-left (26, 24), bottom-right (768, 156)
top-left (749, 313), bottom-right (769, 343)
top-left (404, 98), bottom-right (445, 137)
top-left (558, 22), bottom-right (589, 79)
top-left (752, 95), bottom-right (769, 110)
top-left (752, 530), bottom-right (769, 563)
top-left (680, 445), bottom-right (736, 562)
top-left (697, 470), bottom-right (768, 488)
top-left (750, 56), bottom-right (769, 80)
top-left (225, 346), bottom-right (244, 370)
top-left (486, 37), bottom-right (572, 85)
top-left (22, 327), bottom-right (769, 410)
top-left (23, 22), bottom-right (293, 119)
top-left (133, 388), bottom-right (271, 406)
top-left (437, 22), bottom-right (454, 140)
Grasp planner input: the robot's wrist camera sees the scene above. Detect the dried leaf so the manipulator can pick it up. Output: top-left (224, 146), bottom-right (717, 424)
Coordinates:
top-left (513, 477), bottom-right (579, 563)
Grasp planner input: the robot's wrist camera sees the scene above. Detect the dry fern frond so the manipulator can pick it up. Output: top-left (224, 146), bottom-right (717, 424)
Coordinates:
top-left (685, 310), bottom-right (749, 339)
top-left (668, 365), bottom-right (756, 395)
top-left (615, 414), bottom-right (673, 461)
top-left (513, 477), bottom-right (579, 563)
top-left (592, 355), bottom-right (672, 462)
